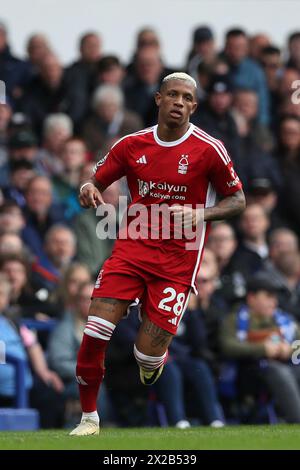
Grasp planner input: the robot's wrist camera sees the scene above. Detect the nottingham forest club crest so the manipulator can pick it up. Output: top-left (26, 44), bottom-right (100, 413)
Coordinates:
top-left (178, 155), bottom-right (189, 174)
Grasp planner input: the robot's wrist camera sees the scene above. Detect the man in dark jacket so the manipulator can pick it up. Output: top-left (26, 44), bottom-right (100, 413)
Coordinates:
top-left (0, 22), bottom-right (32, 107)
top-left (220, 273), bottom-right (300, 423)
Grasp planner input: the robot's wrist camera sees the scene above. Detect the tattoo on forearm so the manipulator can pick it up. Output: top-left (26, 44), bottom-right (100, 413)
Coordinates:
top-left (143, 322), bottom-right (172, 348)
top-left (204, 189), bottom-right (246, 221)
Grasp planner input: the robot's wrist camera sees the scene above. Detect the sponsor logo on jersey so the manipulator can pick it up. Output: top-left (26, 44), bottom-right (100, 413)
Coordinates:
top-left (136, 155), bottom-right (147, 164)
top-left (138, 179), bottom-right (187, 197)
top-left (138, 180), bottom-right (150, 197)
top-left (95, 269), bottom-right (104, 289)
top-left (227, 167), bottom-right (240, 187)
top-left (227, 178), bottom-right (240, 188)
top-left (178, 155), bottom-right (189, 174)
top-left (93, 153), bottom-right (109, 173)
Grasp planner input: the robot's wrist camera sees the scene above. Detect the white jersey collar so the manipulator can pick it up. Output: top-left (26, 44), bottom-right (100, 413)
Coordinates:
top-left (153, 123), bottom-right (194, 147)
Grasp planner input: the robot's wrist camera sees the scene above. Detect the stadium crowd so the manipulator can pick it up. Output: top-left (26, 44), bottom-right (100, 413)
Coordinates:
top-left (1, 21), bottom-right (300, 428)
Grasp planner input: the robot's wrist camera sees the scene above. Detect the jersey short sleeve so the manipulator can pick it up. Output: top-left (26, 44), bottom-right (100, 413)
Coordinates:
top-left (93, 137), bottom-right (127, 188)
top-left (206, 143), bottom-right (242, 197)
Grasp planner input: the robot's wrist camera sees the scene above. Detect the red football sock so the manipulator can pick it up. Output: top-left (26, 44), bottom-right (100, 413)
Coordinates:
top-left (76, 333), bottom-right (108, 413)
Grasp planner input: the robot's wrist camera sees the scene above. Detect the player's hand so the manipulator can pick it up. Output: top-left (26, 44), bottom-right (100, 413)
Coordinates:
top-left (42, 370), bottom-right (65, 393)
top-left (79, 182), bottom-right (105, 208)
top-left (278, 341), bottom-right (292, 360)
top-left (264, 340), bottom-right (281, 359)
top-left (168, 205), bottom-right (202, 229)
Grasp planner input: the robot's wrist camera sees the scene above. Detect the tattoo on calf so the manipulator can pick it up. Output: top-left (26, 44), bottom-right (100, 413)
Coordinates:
top-left (100, 298), bottom-right (119, 305)
top-left (143, 322), bottom-right (172, 348)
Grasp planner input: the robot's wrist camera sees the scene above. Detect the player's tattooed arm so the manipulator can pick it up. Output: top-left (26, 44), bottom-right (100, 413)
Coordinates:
top-left (169, 189), bottom-right (245, 227)
top-left (204, 189), bottom-right (246, 222)
top-left (79, 176), bottom-right (107, 208)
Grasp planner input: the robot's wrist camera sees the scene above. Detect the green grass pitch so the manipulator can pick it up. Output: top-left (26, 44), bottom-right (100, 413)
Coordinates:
top-left (1, 425), bottom-right (300, 450)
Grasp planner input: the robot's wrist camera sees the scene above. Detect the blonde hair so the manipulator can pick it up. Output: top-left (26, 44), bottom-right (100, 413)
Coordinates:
top-left (162, 72), bottom-right (197, 89)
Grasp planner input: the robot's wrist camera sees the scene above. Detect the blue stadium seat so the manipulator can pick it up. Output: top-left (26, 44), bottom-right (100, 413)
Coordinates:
top-left (20, 318), bottom-right (58, 331)
top-left (0, 354), bottom-right (39, 431)
top-left (0, 408), bottom-right (39, 431)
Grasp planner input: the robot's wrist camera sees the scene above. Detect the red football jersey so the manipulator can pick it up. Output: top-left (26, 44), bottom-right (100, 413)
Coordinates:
top-left (94, 124), bottom-right (242, 292)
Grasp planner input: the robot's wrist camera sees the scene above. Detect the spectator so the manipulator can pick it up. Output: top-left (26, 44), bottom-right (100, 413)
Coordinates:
top-left (26, 34), bottom-right (52, 70)
top-left (30, 224), bottom-right (77, 294)
top-left (65, 32), bottom-right (103, 126)
top-left (73, 180), bottom-right (120, 276)
top-left (261, 228), bottom-right (300, 321)
top-left (82, 84), bottom-right (142, 155)
top-left (127, 27), bottom-right (162, 75)
top-left (67, 32), bottom-right (102, 80)
top-left (0, 129), bottom-right (41, 189)
top-left (249, 34), bottom-right (271, 62)
top-left (2, 160), bottom-right (36, 207)
top-left (0, 21), bottom-right (31, 105)
top-left (93, 55), bottom-right (125, 88)
top-left (278, 95), bottom-right (300, 120)
top-left (229, 204), bottom-right (270, 283)
top-left (286, 31), bottom-right (300, 72)
top-left (277, 67), bottom-right (300, 104)
top-left (43, 224), bottom-right (77, 276)
top-left (22, 175), bottom-right (65, 258)
top-left (194, 61), bottom-right (216, 100)
top-left (52, 138), bottom-right (87, 220)
top-left (0, 273), bottom-right (33, 405)
top-left (21, 53), bottom-right (84, 135)
top-left (276, 116), bottom-right (300, 232)
top-left (223, 28), bottom-right (270, 125)
top-left (0, 102), bottom-right (12, 164)
top-left (231, 89), bottom-right (280, 190)
top-left (220, 273), bottom-right (300, 423)
top-left (136, 28), bottom-right (160, 50)
top-left (0, 233), bottom-right (25, 256)
top-left (186, 26), bottom-right (217, 97)
top-left (276, 115), bottom-right (300, 163)
top-left (233, 89), bottom-right (274, 151)
top-left (192, 74), bottom-right (240, 167)
top-left (0, 272), bottom-right (64, 427)
top-left (52, 261), bottom-right (91, 311)
top-left (247, 178), bottom-right (286, 230)
top-left (260, 46), bottom-right (283, 117)
top-left (208, 222), bottom-right (237, 272)
top-left (207, 222), bottom-right (245, 303)
top-left (123, 46), bottom-right (165, 125)
top-left (36, 113), bottom-right (73, 176)
top-left (0, 201), bottom-right (25, 235)
top-left (0, 253), bottom-right (56, 318)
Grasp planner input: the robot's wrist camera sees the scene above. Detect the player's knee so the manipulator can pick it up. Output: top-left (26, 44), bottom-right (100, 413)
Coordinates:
top-left (133, 344), bottom-right (167, 370)
top-left (89, 298), bottom-right (130, 324)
